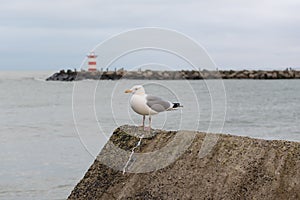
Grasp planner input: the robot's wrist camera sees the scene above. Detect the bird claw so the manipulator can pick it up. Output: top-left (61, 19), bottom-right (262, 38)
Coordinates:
top-left (144, 126), bottom-right (151, 131)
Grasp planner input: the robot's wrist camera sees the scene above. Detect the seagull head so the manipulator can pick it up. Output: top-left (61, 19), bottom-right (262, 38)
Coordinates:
top-left (125, 85), bottom-right (145, 95)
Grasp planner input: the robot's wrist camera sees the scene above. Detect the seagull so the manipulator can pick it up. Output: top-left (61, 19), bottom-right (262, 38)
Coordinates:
top-left (125, 85), bottom-right (182, 130)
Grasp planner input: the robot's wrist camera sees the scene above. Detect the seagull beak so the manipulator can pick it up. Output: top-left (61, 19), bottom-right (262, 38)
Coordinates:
top-left (125, 89), bottom-right (132, 93)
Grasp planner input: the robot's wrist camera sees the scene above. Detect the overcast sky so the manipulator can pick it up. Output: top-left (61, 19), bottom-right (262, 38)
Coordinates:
top-left (1, 0), bottom-right (300, 70)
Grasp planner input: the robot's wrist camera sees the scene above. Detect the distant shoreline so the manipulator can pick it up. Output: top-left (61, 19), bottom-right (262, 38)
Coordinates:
top-left (46, 68), bottom-right (300, 81)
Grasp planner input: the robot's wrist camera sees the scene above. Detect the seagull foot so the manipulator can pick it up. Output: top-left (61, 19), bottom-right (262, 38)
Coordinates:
top-left (144, 126), bottom-right (151, 131)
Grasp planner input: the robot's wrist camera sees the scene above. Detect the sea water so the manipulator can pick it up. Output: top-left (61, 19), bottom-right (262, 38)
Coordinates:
top-left (0, 71), bottom-right (299, 199)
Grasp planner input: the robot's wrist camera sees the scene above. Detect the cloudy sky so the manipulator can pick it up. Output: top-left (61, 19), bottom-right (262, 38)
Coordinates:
top-left (1, 0), bottom-right (300, 70)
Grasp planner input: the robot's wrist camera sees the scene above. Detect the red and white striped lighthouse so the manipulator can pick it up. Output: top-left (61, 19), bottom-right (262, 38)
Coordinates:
top-left (87, 52), bottom-right (97, 72)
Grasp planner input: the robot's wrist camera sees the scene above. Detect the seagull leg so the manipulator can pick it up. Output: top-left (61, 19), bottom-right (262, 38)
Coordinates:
top-left (144, 115), bottom-right (151, 131)
top-left (142, 115), bottom-right (145, 128)
top-left (149, 115), bottom-right (152, 130)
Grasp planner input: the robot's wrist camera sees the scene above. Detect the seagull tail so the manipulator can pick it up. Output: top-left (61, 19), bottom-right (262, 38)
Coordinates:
top-left (172, 102), bottom-right (183, 109)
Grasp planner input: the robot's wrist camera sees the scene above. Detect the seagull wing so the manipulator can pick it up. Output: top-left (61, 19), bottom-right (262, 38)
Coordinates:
top-left (146, 95), bottom-right (172, 112)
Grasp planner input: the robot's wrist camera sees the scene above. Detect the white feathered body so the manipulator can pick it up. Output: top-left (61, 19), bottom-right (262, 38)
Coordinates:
top-left (130, 94), bottom-right (158, 115)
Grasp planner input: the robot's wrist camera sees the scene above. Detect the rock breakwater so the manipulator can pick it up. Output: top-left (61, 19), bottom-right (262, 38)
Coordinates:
top-left (46, 69), bottom-right (300, 81)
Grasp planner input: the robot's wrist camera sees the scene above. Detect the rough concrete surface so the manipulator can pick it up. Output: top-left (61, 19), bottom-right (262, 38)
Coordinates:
top-left (68, 125), bottom-right (300, 200)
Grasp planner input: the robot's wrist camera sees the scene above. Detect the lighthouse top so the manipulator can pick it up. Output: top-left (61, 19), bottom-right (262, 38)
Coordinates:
top-left (87, 51), bottom-right (97, 58)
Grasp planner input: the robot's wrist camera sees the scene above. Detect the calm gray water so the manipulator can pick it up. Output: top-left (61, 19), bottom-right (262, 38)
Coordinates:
top-left (0, 71), bottom-right (299, 200)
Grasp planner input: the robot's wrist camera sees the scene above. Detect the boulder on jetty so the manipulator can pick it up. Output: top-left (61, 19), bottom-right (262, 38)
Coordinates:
top-left (68, 125), bottom-right (300, 200)
top-left (46, 69), bottom-right (300, 81)
top-left (46, 69), bottom-right (77, 81)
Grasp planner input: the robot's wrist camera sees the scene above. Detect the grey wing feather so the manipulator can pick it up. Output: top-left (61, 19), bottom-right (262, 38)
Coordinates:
top-left (146, 95), bottom-right (172, 112)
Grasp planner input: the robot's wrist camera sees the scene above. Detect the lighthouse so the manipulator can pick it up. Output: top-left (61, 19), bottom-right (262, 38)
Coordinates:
top-left (87, 52), bottom-right (97, 72)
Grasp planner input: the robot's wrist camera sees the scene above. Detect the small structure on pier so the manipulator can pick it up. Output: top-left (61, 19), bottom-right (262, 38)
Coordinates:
top-left (87, 52), bottom-right (97, 72)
